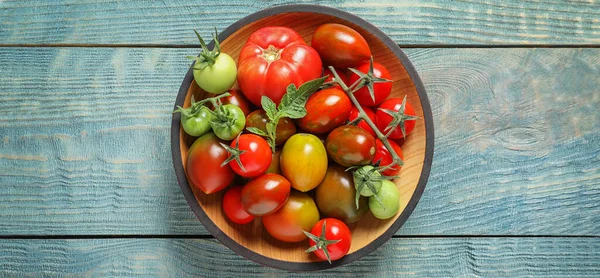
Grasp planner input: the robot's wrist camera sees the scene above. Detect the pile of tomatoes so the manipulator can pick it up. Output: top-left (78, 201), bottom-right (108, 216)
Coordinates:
top-left (177, 23), bottom-right (418, 263)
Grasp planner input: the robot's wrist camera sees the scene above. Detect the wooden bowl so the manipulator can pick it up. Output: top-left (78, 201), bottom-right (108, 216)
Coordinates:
top-left (171, 4), bottom-right (434, 271)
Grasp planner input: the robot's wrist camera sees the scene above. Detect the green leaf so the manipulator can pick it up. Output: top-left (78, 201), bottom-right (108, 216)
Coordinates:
top-left (277, 77), bottom-right (327, 117)
top-left (246, 127), bottom-right (268, 137)
top-left (261, 96), bottom-right (277, 121)
top-left (280, 105), bottom-right (307, 119)
top-left (265, 122), bottom-right (276, 137)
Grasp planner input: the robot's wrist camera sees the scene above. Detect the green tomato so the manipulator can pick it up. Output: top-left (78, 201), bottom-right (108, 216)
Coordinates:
top-left (353, 165), bottom-right (382, 197)
top-left (210, 104), bottom-right (246, 141)
top-left (369, 180), bottom-right (400, 219)
top-left (194, 53), bottom-right (237, 94)
top-left (181, 106), bottom-right (212, 137)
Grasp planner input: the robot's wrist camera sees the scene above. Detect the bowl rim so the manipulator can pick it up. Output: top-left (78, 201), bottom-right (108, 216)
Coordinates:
top-left (171, 3), bottom-right (434, 271)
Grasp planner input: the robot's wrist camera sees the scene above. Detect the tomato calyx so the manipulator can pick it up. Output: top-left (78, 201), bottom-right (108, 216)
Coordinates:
top-left (173, 93), bottom-right (231, 118)
top-left (347, 57), bottom-right (392, 101)
top-left (379, 95), bottom-right (421, 138)
top-left (186, 28), bottom-right (224, 70)
top-left (350, 165), bottom-right (396, 210)
top-left (303, 220), bottom-right (341, 264)
top-left (261, 45), bottom-right (282, 63)
top-left (219, 134), bottom-right (247, 173)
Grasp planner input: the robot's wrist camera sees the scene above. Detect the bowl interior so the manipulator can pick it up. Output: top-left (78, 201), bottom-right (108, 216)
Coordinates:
top-left (178, 11), bottom-right (427, 264)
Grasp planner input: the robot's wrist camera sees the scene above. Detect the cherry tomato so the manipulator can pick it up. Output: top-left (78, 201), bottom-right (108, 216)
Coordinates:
top-left (375, 97), bottom-right (417, 139)
top-left (315, 164), bottom-right (368, 223)
top-left (373, 139), bottom-right (404, 177)
top-left (176, 105), bottom-right (212, 137)
top-left (241, 173), bottom-right (291, 216)
top-left (186, 133), bottom-right (235, 194)
top-left (348, 62), bottom-right (392, 107)
top-left (326, 125), bottom-right (376, 167)
top-left (191, 30), bottom-right (236, 94)
top-left (210, 89), bottom-right (254, 116)
top-left (323, 68), bottom-right (349, 89)
top-left (306, 218), bottom-right (352, 263)
top-left (226, 134), bottom-right (272, 178)
top-left (311, 23), bottom-right (371, 68)
top-left (222, 186), bottom-right (254, 224)
top-left (369, 180), bottom-right (401, 219)
top-left (280, 133), bottom-right (328, 192)
top-left (298, 87), bottom-right (352, 134)
top-left (245, 109), bottom-right (296, 146)
top-left (262, 190), bottom-right (320, 243)
top-left (237, 27), bottom-right (322, 107)
top-left (348, 106), bottom-right (376, 137)
top-left (210, 104), bottom-right (246, 141)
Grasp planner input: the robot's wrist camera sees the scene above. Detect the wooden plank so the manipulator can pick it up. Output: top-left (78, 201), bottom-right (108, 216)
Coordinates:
top-left (0, 47), bottom-right (598, 236)
top-left (0, 237), bottom-right (599, 277)
top-left (1, 0), bottom-right (599, 45)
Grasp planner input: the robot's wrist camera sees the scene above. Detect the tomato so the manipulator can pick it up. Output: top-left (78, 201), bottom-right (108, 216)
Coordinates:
top-left (176, 104), bottom-right (212, 137)
top-left (369, 180), bottom-right (401, 219)
top-left (311, 23), bottom-right (371, 69)
top-left (225, 134), bottom-right (272, 178)
top-left (222, 186), bottom-right (254, 224)
top-left (241, 173), bottom-right (291, 216)
top-left (373, 139), bottom-right (404, 177)
top-left (375, 97), bottom-right (417, 139)
top-left (266, 149), bottom-right (282, 175)
top-left (315, 164), bottom-right (368, 223)
top-left (305, 218), bottom-right (352, 263)
top-left (298, 87), bottom-right (352, 134)
top-left (210, 89), bottom-right (254, 116)
top-left (353, 165), bottom-right (382, 197)
top-left (237, 27), bottom-right (323, 107)
top-left (280, 133), bottom-right (328, 192)
top-left (210, 104), bottom-right (246, 141)
top-left (186, 133), bottom-right (235, 194)
top-left (326, 125), bottom-right (376, 167)
top-left (262, 190), bottom-right (320, 243)
top-left (191, 30), bottom-right (236, 94)
top-left (245, 109), bottom-right (296, 146)
top-left (348, 62), bottom-right (392, 107)
top-left (348, 106), bottom-right (376, 137)
top-left (323, 68), bottom-right (349, 89)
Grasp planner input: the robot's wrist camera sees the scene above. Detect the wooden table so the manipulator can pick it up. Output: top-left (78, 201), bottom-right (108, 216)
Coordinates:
top-left (1, 1), bottom-right (599, 276)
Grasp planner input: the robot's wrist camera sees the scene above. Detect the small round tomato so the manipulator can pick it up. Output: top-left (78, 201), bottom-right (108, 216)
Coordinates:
top-left (326, 125), bottom-right (376, 167)
top-left (315, 164), bottom-right (368, 223)
top-left (375, 97), bottom-right (417, 139)
top-left (241, 173), bottom-right (290, 216)
top-left (210, 89), bottom-right (254, 116)
top-left (245, 109), bottom-right (296, 145)
top-left (186, 133), bottom-right (235, 194)
top-left (373, 139), bottom-right (404, 177)
top-left (262, 190), bottom-right (320, 243)
top-left (191, 30), bottom-right (236, 94)
top-left (323, 68), bottom-right (349, 89)
top-left (311, 23), bottom-right (371, 69)
top-left (369, 180), bottom-right (401, 219)
top-left (210, 104), bottom-right (246, 141)
top-left (348, 62), bottom-right (392, 107)
top-left (306, 218), bottom-right (352, 263)
top-left (226, 134), bottom-right (272, 178)
top-left (348, 106), bottom-right (376, 137)
top-left (298, 87), bottom-right (352, 134)
top-left (280, 133), bottom-right (328, 192)
top-left (176, 105), bottom-right (212, 137)
top-left (222, 186), bottom-right (254, 224)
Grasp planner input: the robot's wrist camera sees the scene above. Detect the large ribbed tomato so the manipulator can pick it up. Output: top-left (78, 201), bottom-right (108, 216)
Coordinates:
top-left (237, 27), bottom-right (323, 107)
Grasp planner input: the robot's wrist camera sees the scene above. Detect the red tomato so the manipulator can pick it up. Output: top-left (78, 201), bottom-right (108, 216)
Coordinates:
top-left (262, 190), bottom-right (320, 243)
top-left (186, 133), bottom-right (235, 194)
top-left (348, 62), bottom-right (392, 107)
top-left (298, 87), bottom-right (352, 134)
top-left (241, 173), bottom-right (291, 216)
top-left (237, 27), bottom-right (323, 107)
top-left (326, 125), bottom-right (376, 167)
top-left (222, 186), bottom-right (254, 224)
top-left (226, 134), bottom-right (272, 178)
top-left (373, 139), bottom-right (404, 177)
top-left (212, 89), bottom-right (254, 116)
top-left (311, 23), bottom-right (371, 68)
top-left (375, 97), bottom-right (417, 139)
top-left (306, 218), bottom-right (352, 263)
top-left (323, 68), bottom-right (349, 89)
top-left (348, 106), bottom-right (376, 137)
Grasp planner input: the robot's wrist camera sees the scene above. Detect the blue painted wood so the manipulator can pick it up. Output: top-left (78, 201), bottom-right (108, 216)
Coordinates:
top-left (0, 238), bottom-right (599, 277)
top-left (0, 47), bottom-right (598, 235)
top-left (1, 0), bottom-right (599, 45)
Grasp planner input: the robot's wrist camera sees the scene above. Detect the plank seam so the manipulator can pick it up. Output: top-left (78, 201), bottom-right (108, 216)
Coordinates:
top-left (0, 235), bottom-right (598, 240)
top-left (0, 44), bottom-right (600, 48)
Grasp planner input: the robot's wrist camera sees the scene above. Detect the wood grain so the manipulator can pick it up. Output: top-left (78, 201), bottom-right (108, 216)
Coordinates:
top-left (1, 0), bottom-right (599, 46)
top-left (0, 237), bottom-right (598, 276)
top-left (0, 47), bottom-right (598, 236)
